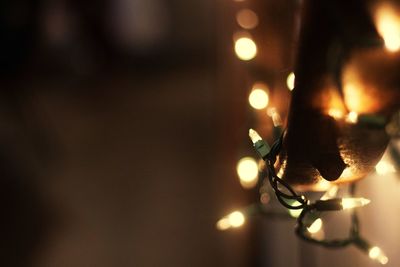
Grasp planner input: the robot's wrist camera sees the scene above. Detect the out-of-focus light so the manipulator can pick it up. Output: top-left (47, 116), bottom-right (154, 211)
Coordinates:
top-left (341, 198), bottom-right (370, 210)
top-left (277, 166), bottom-right (284, 178)
top-left (216, 211), bottom-right (246, 231)
top-left (346, 111), bottom-right (359, 124)
top-left (307, 218), bottom-right (323, 234)
top-left (286, 72), bottom-right (295, 91)
top-left (260, 193), bottom-right (270, 204)
top-left (267, 107), bottom-right (283, 127)
top-left (343, 82), bottom-right (364, 113)
top-left (321, 185), bottom-right (339, 200)
top-left (375, 4), bottom-right (400, 52)
top-left (216, 218), bottom-right (231, 231)
top-left (328, 108), bottom-right (344, 120)
top-left (249, 84), bottom-right (269, 109)
top-left (289, 209), bottom-right (302, 218)
top-left (236, 157), bottom-right (259, 189)
top-left (234, 37), bottom-right (257, 60)
top-left (309, 179), bottom-right (333, 191)
top-left (236, 9), bottom-right (259, 29)
top-left (228, 211), bottom-right (245, 227)
top-left (375, 160), bottom-right (396, 175)
top-left (369, 246), bottom-right (389, 265)
top-left (286, 200), bottom-right (303, 218)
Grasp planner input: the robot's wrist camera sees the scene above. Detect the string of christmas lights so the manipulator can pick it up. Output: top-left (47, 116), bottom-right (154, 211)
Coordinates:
top-left (249, 128), bottom-right (387, 264)
top-left (217, 0), bottom-right (400, 265)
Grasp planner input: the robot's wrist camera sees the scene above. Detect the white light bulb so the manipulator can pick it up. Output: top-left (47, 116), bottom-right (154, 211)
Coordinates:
top-left (228, 211), bottom-right (246, 227)
top-left (236, 157), bottom-right (259, 189)
top-left (234, 37), bottom-right (257, 60)
top-left (346, 111), bottom-right (359, 124)
top-left (249, 88), bottom-right (269, 110)
top-left (341, 198), bottom-right (371, 210)
top-left (320, 185), bottom-right (339, 200)
top-left (375, 160), bottom-right (396, 176)
top-left (249, 129), bottom-right (262, 144)
top-left (369, 246), bottom-right (389, 265)
top-left (307, 218), bottom-right (323, 234)
top-left (216, 210), bottom-right (246, 231)
top-left (216, 218), bottom-right (231, 231)
top-left (286, 72), bottom-right (295, 91)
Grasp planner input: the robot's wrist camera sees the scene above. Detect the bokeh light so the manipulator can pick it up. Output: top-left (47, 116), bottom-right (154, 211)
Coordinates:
top-left (234, 37), bottom-right (257, 60)
top-left (236, 157), bottom-right (259, 188)
top-left (236, 9), bottom-right (259, 29)
top-left (375, 160), bottom-right (396, 175)
top-left (286, 72), bottom-right (295, 91)
top-left (307, 218), bottom-right (323, 234)
top-left (228, 211), bottom-right (245, 227)
top-left (248, 83), bottom-right (269, 110)
top-left (375, 3), bottom-right (400, 52)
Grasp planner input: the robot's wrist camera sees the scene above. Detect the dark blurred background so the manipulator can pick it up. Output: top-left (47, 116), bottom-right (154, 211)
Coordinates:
top-left (0, 0), bottom-right (255, 266)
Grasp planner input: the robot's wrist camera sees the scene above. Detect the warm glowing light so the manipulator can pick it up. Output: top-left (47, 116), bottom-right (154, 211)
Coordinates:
top-left (341, 167), bottom-right (355, 179)
top-left (289, 209), bottom-right (302, 218)
top-left (321, 185), bottom-right (339, 200)
top-left (249, 87), bottom-right (269, 109)
top-left (216, 218), bottom-right (231, 230)
top-left (346, 111), bottom-right (359, 124)
top-left (307, 218), bottom-right (323, 234)
top-left (236, 9), bottom-right (259, 29)
top-left (369, 246), bottom-right (389, 265)
top-left (328, 108), bottom-right (344, 119)
top-left (375, 4), bottom-right (400, 52)
top-left (343, 82), bottom-right (364, 113)
top-left (286, 200), bottom-right (303, 218)
top-left (228, 211), bottom-right (245, 227)
top-left (286, 72), bottom-right (295, 91)
top-left (216, 211), bottom-right (246, 231)
top-left (236, 157), bottom-right (259, 189)
top-left (249, 129), bottom-right (262, 144)
top-left (234, 37), bottom-right (257, 60)
top-left (341, 198), bottom-right (370, 210)
top-left (309, 179), bottom-right (333, 192)
top-left (267, 107), bottom-right (283, 126)
top-left (375, 160), bottom-right (396, 175)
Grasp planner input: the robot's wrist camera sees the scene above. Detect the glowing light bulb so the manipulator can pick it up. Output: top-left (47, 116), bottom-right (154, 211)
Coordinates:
top-left (375, 160), bottom-right (396, 175)
top-left (228, 211), bottom-right (245, 227)
top-left (307, 218), bottom-right (323, 234)
top-left (236, 9), bottom-right (258, 29)
top-left (286, 72), bottom-right (295, 91)
top-left (236, 157), bottom-right (259, 189)
top-left (249, 128), bottom-right (270, 158)
top-left (375, 4), bottom-right (400, 52)
top-left (249, 88), bottom-right (269, 110)
top-left (320, 185), bottom-right (339, 200)
top-left (346, 111), bottom-right (359, 124)
top-left (369, 246), bottom-right (389, 265)
top-left (341, 198), bottom-right (371, 210)
top-left (328, 108), bottom-right (344, 120)
top-left (216, 218), bottom-right (231, 231)
top-left (288, 209), bottom-right (302, 218)
top-left (234, 37), bottom-right (257, 60)
top-left (286, 199), bottom-right (303, 218)
top-left (216, 210), bottom-right (246, 231)
top-left (249, 129), bottom-right (262, 144)
top-left (267, 107), bottom-right (283, 127)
